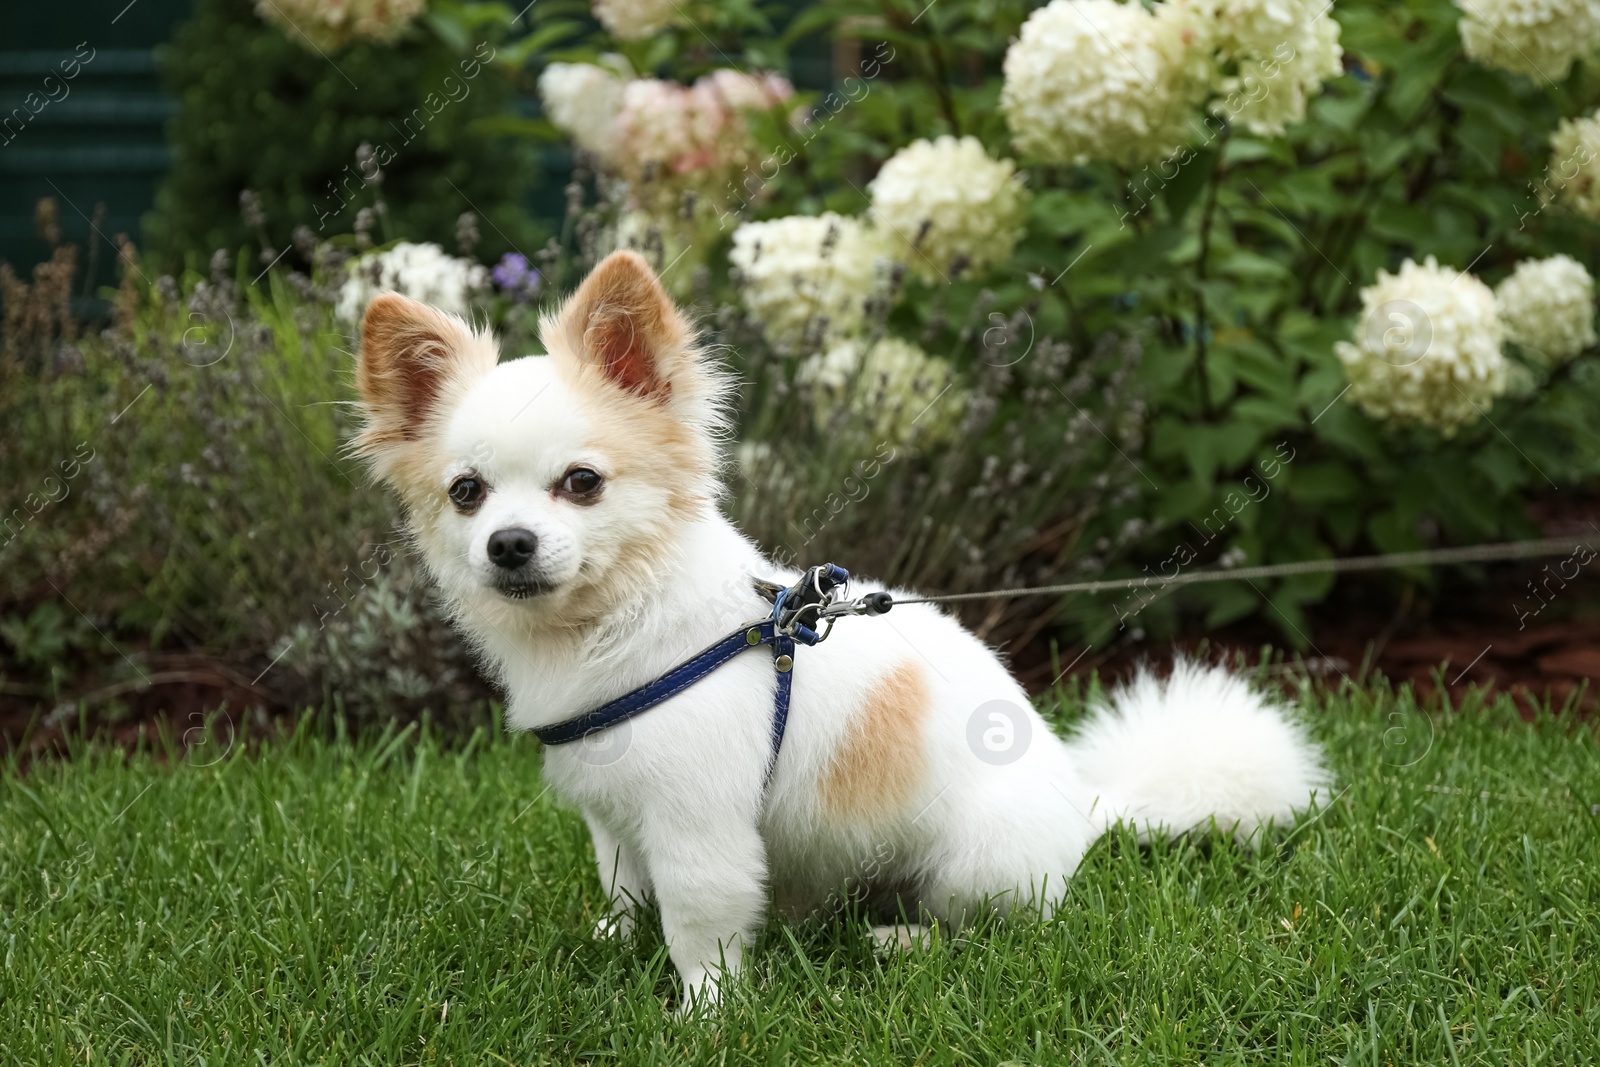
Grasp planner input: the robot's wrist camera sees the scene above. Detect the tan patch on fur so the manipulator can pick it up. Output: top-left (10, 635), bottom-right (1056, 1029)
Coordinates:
top-left (821, 660), bottom-right (930, 820)
top-left (536, 397), bottom-right (709, 634)
top-left (541, 251), bottom-right (728, 478)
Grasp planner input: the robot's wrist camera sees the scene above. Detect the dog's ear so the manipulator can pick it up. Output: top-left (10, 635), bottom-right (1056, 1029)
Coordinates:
top-left (354, 293), bottom-right (497, 474)
top-left (544, 251), bottom-right (696, 403)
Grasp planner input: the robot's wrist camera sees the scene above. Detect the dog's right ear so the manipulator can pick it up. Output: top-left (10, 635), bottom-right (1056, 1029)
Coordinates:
top-left (353, 293), bottom-right (498, 480)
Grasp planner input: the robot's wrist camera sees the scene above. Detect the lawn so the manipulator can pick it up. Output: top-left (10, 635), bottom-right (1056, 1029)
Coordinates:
top-left (2, 680), bottom-right (1597, 1065)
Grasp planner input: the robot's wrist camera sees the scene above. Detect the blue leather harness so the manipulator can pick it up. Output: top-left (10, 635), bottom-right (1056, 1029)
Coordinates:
top-left (532, 565), bottom-right (865, 775)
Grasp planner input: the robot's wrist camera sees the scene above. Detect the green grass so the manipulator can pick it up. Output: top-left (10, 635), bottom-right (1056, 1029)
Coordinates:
top-left (3, 683), bottom-right (1597, 1065)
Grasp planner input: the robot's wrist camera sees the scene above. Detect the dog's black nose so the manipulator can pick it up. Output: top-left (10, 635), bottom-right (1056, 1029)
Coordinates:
top-left (487, 528), bottom-right (538, 570)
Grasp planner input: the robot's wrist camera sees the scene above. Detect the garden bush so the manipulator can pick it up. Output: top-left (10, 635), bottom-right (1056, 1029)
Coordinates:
top-left (9, 0), bottom-right (1600, 731)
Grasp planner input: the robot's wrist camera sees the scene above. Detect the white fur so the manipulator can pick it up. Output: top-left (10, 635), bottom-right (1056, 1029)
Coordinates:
top-left (360, 273), bottom-right (1329, 1011)
top-left (1063, 661), bottom-right (1329, 842)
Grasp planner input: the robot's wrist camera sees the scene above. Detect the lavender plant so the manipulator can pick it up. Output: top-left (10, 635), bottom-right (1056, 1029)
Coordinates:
top-left (1, 216), bottom-right (487, 728)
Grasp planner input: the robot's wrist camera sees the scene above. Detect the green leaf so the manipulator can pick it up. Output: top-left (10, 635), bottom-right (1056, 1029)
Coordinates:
top-left (467, 115), bottom-right (554, 138)
top-left (1288, 463), bottom-right (1362, 504)
top-left (1162, 147), bottom-right (1216, 224)
top-left (1222, 138), bottom-right (1282, 166)
top-left (1368, 505), bottom-right (1422, 554)
top-left (496, 22), bottom-right (586, 66)
top-left (1203, 582), bottom-right (1259, 628)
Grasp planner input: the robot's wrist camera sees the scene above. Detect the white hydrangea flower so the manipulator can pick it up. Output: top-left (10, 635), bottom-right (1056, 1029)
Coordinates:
top-left (538, 61), bottom-right (628, 161)
top-left (868, 136), bottom-right (1029, 282)
top-left (729, 214), bottom-right (895, 353)
top-left (1547, 109), bottom-right (1600, 218)
top-left (1334, 256), bottom-right (1508, 436)
top-left (797, 336), bottom-right (965, 447)
top-left (336, 242), bottom-right (488, 322)
top-left (1455, 0), bottom-right (1600, 80)
top-left (592, 0), bottom-right (683, 39)
top-left (255, 0), bottom-right (425, 51)
top-left (1495, 254), bottom-right (1597, 365)
top-left (1001, 0), bottom-right (1207, 167)
top-left (1180, 0), bottom-right (1344, 135)
top-left (535, 65), bottom-right (793, 214)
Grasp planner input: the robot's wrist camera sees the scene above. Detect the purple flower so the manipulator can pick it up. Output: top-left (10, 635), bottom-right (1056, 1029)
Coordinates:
top-left (492, 252), bottom-right (540, 301)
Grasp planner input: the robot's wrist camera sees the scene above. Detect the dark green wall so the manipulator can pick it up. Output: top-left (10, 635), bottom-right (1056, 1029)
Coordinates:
top-left (0, 1), bottom-right (188, 292)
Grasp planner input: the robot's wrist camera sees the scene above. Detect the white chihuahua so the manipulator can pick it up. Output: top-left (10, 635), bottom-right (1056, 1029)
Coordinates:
top-left (354, 250), bottom-right (1327, 1007)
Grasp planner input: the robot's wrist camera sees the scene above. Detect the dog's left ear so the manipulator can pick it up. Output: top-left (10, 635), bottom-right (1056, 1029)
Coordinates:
top-left (545, 251), bottom-right (716, 414)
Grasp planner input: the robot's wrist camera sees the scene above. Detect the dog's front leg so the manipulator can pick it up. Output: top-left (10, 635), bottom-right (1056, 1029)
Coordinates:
top-left (639, 813), bottom-right (767, 1010)
top-left (585, 814), bottom-right (651, 938)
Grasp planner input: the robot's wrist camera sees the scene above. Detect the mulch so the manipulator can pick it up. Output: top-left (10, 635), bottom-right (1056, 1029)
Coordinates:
top-left (1017, 543), bottom-right (1600, 720)
top-left (1073, 615), bottom-right (1600, 720)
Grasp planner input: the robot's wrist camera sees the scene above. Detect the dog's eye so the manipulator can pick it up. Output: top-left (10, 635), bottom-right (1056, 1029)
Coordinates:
top-left (448, 476), bottom-right (486, 511)
top-left (558, 467), bottom-right (604, 499)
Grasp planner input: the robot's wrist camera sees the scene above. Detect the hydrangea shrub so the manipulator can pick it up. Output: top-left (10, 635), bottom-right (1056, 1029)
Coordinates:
top-left (517, 0), bottom-right (1600, 644)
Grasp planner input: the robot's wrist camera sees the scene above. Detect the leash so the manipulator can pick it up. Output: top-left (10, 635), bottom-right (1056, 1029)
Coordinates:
top-left (532, 536), bottom-right (1591, 767)
top-left (870, 536), bottom-right (1595, 608)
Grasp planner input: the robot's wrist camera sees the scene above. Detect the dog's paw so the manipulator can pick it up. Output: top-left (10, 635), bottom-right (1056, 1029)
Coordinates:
top-left (593, 912), bottom-right (636, 939)
top-left (673, 969), bottom-right (723, 1016)
top-left (870, 922), bottom-right (931, 956)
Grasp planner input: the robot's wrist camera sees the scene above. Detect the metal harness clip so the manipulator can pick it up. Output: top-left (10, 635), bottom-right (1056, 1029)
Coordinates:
top-left (771, 563), bottom-right (851, 644)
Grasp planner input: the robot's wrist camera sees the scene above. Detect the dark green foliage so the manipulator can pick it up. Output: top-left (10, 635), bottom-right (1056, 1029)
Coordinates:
top-left (143, 0), bottom-right (541, 271)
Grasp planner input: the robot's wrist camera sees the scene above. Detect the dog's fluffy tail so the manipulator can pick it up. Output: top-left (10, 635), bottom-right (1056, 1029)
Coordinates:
top-left (1062, 660), bottom-right (1329, 841)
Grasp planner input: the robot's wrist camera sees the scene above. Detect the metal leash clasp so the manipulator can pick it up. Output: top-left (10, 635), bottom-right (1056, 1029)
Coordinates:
top-left (772, 563), bottom-right (851, 645)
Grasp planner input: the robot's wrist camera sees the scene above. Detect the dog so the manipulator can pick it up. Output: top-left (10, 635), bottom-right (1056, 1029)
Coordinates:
top-left (353, 250), bottom-right (1328, 1008)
